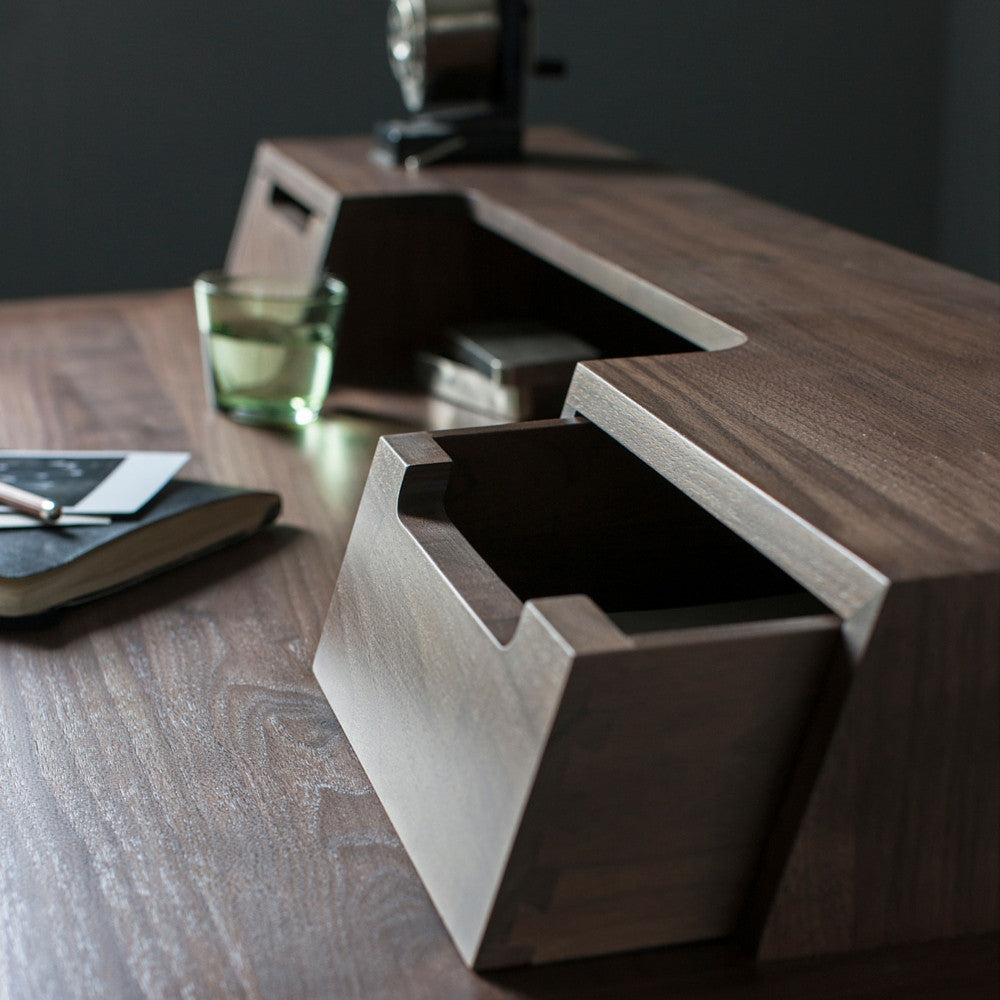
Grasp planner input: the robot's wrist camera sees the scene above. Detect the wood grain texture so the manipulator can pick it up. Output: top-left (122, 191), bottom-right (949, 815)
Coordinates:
top-left (230, 126), bottom-right (1000, 581)
top-left (0, 291), bottom-right (477, 1000)
top-left (2, 125), bottom-right (998, 997)
top-left (752, 573), bottom-right (1000, 959)
top-left (227, 133), bottom-right (699, 394)
top-left (313, 420), bottom-right (843, 967)
top-left (251, 130), bottom-right (997, 966)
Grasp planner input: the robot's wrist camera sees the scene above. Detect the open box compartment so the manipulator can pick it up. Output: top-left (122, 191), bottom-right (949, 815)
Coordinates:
top-left (225, 142), bottom-right (708, 400)
top-left (313, 418), bottom-right (842, 968)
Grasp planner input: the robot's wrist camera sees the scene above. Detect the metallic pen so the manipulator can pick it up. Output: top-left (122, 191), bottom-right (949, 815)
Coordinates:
top-left (0, 480), bottom-right (63, 523)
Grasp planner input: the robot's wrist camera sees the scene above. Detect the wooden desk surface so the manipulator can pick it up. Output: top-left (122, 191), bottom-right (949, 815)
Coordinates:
top-left (1, 288), bottom-right (996, 998)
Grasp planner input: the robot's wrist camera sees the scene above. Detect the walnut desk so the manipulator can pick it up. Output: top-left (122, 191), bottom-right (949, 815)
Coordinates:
top-left (1, 130), bottom-right (997, 998)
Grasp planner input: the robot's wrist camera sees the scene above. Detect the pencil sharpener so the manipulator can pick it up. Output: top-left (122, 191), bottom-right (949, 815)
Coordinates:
top-left (374, 0), bottom-right (564, 167)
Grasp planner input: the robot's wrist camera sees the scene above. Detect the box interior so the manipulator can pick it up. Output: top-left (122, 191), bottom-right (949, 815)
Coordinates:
top-left (436, 420), bottom-right (828, 631)
top-left (327, 203), bottom-right (704, 392)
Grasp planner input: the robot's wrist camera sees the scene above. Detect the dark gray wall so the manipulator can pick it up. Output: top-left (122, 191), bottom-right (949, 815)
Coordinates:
top-left (1, 1), bottom-right (996, 300)
top-left (939, 0), bottom-right (1000, 280)
top-left (532, 2), bottom-right (944, 262)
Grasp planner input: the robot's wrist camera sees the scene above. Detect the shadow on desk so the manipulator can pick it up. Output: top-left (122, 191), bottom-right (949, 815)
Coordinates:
top-left (486, 933), bottom-right (1000, 1000)
top-left (3, 525), bottom-right (304, 645)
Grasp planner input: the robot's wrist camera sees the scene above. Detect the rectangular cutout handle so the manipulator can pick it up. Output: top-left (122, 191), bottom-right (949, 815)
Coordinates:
top-left (269, 183), bottom-right (313, 231)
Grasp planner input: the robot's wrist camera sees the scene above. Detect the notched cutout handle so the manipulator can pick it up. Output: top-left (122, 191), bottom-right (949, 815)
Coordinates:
top-left (269, 184), bottom-right (313, 231)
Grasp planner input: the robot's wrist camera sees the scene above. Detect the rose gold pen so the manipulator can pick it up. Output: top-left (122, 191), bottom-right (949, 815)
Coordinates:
top-left (0, 481), bottom-right (63, 523)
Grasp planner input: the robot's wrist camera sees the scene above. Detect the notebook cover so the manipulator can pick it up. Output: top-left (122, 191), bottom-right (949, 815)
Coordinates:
top-left (0, 479), bottom-right (281, 618)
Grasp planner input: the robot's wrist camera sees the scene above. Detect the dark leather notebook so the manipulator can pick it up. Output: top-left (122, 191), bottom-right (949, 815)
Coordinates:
top-left (0, 479), bottom-right (281, 619)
